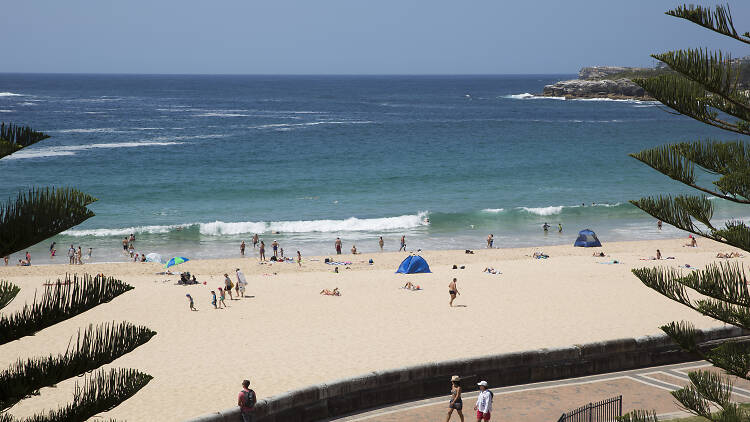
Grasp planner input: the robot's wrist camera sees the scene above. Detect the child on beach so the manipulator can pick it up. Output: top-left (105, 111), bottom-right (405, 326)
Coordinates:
top-left (186, 294), bottom-right (197, 311)
top-left (217, 288), bottom-right (226, 308)
top-left (211, 291), bottom-right (218, 309)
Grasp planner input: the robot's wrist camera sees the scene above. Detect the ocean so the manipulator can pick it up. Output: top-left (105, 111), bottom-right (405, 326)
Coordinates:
top-left (0, 74), bottom-right (743, 263)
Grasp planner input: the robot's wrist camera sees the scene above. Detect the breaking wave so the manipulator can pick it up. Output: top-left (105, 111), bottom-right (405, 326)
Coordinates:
top-left (503, 93), bottom-right (566, 100)
top-left (4, 141), bottom-right (185, 160)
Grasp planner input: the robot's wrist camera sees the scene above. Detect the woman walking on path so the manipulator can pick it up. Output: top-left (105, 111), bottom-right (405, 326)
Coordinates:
top-left (446, 375), bottom-right (464, 422)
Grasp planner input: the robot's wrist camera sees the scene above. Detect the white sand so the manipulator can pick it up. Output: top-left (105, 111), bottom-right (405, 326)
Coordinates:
top-left (0, 238), bottom-right (740, 421)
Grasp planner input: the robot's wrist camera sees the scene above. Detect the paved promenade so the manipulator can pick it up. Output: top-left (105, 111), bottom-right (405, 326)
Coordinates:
top-left (329, 361), bottom-right (750, 421)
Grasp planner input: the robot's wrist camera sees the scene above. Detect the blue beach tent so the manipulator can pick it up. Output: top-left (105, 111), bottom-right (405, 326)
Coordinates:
top-left (574, 229), bottom-right (602, 247)
top-left (396, 255), bottom-right (432, 274)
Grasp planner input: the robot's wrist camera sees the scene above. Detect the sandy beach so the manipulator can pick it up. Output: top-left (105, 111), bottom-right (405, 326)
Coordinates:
top-left (0, 237), bottom-right (742, 421)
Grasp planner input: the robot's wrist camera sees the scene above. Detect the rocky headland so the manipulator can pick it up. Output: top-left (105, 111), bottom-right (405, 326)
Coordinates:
top-left (542, 66), bottom-right (657, 100)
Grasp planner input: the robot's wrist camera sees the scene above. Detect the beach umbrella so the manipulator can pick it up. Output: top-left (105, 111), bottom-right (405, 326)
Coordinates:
top-left (145, 253), bottom-right (163, 264)
top-left (165, 256), bottom-right (190, 268)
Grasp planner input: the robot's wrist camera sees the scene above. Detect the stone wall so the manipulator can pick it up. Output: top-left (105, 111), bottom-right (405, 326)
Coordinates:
top-left (184, 326), bottom-right (747, 422)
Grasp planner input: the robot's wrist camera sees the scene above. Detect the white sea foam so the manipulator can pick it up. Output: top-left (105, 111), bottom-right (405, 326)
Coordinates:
top-left (0, 109), bottom-right (13, 113)
top-left (4, 141), bottom-right (184, 160)
top-left (19, 102), bottom-right (37, 106)
top-left (0, 92), bottom-right (23, 97)
top-left (482, 208), bottom-right (505, 213)
top-left (194, 112), bottom-right (250, 117)
top-left (504, 93), bottom-right (566, 100)
top-left (57, 128), bottom-right (121, 134)
top-left (84, 111), bottom-right (107, 114)
top-left (519, 206), bottom-right (564, 216)
top-left (151, 134), bottom-right (227, 141)
top-left (64, 224), bottom-right (184, 237)
top-left (200, 212), bottom-right (429, 235)
top-left (247, 121), bottom-right (373, 130)
top-left (573, 98), bottom-right (660, 105)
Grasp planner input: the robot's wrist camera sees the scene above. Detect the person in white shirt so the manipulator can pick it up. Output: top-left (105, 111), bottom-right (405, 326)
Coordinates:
top-left (236, 268), bottom-right (248, 298)
top-left (474, 381), bottom-right (493, 421)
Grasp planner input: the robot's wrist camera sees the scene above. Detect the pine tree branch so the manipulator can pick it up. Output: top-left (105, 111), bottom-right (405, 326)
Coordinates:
top-left (617, 410), bottom-right (660, 422)
top-left (0, 187), bottom-right (97, 258)
top-left (0, 281), bottom-right (20, 311)
top-left (632, 268), bottom-right (697, 310)
top-left (704, 341), bottom-right (750, 381)
top-left (671, 383), bottom-right (715, 419)
top-left (20, 368), bottom-right (152, 422)
top-left (635, 74), bottom-right (750, 136)
top-left (0, 321), bottom-right (156, 411)
top-left (653, 48), bottom-right (750, 119)
top-left (630, 195), bottom-right (716, 237)
top-left (695, 298), bottom-right (750, 330)
top-left (667, 4), bottom-right (750, 45)
top-left (0, 123), bottom-right (50, 160)
top-left (630, 147), bottom-right (750, 203)
top-left (687, 370), bottom-right (734, 409)
top-left (678, 261), bottom-right (750, 307)
top-left (0, 274), bottom-right (134, 345)
top-left (713, 220), bottom-right (750, 252)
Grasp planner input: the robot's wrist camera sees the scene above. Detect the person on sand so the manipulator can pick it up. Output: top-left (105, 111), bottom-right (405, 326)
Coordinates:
top-left (379, 236), bottom-right (384, 251)
top-left (76, 246), bottom-right (83, 265)
top-left (448, 278), bottom-right (460, 307)
top-left (684, 236), bottom-right (697, 247)
top-left (252, 233), bottom-right (259, 249)
top-left (259, 241), bottom-right (266, 261)
top-left (297, 250), bottom-right (302, 267)
top-left (656, 249), bottom-right (662, 260)
top-left (236, 268), bottom-right (247, 298)
top-left (211, 291), bottom-right (218, 309)
top-left (68, 244), bottom-right (75, 264)
top-left (351, 245), bottom-right (358, 254)
top-left (320, 287), bottom-right (341, 296)
top-left (217, 288), bottom-right (227, 308)
top-left (446, 375), bottom-right (464, 422)
top-left (26, 251), bottom-right (31, 265)
top-left (186, 294), bottom-right (197, 311)
top-left (399, 235), bottom-right (406, 252)
top-left (224, 274), bottom-right (234, 300)
top-left (487, 234), bottom-right (494, 248)
top-left (474, 381), bottom-right (493, 421)
top-left (403, 282), bottom-right (421, 290)
top-left (238, 379), bottom-right (257, 422)
top-left (240, 240), bottom-right (245, 256)
top-left (335, 237), bottom-right (342, 255)
top-left (272, 240), bottom-right (279, 258)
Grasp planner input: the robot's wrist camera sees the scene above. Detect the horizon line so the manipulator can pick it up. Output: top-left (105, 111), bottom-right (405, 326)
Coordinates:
top-left (0, 71), bottom-right (579, 77)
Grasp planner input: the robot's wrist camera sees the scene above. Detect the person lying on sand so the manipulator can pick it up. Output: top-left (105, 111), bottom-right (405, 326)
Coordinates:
top-left (483, 267), bottom-right (498, 274)
top-left (684, 236), bottom-right (697, 247)
top-left (403, 282), bottom-right (421, 290)
top-left (592, 252), bottom-right (606, 257)
top-left (531, 252), bottom-right (549, 259)
top-left (320, 288), bottom-right (341, 296)
top-left (717, 252), bottom-right (743, 258)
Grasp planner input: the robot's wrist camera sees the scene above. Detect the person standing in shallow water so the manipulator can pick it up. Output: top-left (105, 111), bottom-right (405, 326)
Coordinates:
top-left (252, 233), bottom-right (259, 249)
top-left (335, 237), bottom-right (342, 255)
top-left (240, 240), bottom-right (245, 256)
top-left (378, 236), bottom-right (384, 251)
top-left (399, 235), bottom-right (406, 252)
top-left (446, 375), bottom-right (464, 422)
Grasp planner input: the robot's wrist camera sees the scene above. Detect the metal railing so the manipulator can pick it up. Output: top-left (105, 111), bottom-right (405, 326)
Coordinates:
top-left (557, 395), bottom-right (622, 422)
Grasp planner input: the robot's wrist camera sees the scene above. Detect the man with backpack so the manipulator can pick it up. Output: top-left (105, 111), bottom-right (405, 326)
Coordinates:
top-left (238, 379), bottom-right (256, 421)
top-left (474, 380), bottom-right (493, 421)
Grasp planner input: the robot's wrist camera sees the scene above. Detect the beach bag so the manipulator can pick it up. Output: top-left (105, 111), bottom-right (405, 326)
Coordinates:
top-left (243, 389), bottom-right (256, 408)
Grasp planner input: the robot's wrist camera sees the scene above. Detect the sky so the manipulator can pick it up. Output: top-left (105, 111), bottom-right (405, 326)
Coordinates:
top-left (2, 0), bottom-right (750, 74)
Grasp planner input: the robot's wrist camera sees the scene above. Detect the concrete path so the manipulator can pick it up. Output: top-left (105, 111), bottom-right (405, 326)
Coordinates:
top-left (328, 361), bottom-right (750, 421)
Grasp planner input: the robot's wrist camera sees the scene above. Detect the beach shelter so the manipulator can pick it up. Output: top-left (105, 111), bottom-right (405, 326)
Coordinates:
top-left (396, 255), bottom-right (432, 274)
top-left (145, 253), bottom-right (163, 264)
top-left (165, 256), bottom-right (190, 268)
top-left (574, 229), bottom-right (602, 247)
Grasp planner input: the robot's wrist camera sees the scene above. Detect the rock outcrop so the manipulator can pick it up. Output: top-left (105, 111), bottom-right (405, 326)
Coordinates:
top-left (543, 78), bottom-right (647, 99)
top-left (577, 66), bottom-right (652, 80)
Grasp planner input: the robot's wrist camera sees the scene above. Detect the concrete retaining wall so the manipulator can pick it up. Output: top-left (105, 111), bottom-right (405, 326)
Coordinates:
top-left (184, 326), bottom-right (748, 422)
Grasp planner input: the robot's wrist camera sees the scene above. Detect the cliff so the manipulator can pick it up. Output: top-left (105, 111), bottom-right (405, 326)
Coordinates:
top-left (542, 66), bottom-right (658, 100)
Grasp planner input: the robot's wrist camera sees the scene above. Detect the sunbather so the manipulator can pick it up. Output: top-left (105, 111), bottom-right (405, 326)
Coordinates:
top-left (320, 287), bottom-right (341, 296)
top-left (403, 282), bottom-right (421, 290)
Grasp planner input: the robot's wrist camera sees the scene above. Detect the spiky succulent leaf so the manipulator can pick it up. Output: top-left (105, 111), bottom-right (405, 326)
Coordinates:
top-left (0, 123), bottom-right (50, 159)
top-left (671, 383), bottom-right (714, 418)
top-left (617, 410), bottom-right (660, 422)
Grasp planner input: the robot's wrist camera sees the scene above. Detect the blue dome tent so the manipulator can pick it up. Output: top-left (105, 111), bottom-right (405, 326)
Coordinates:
top-left (396, 255), bottom-right (432, 274)
top-left (574, 229), bottom-right (602, 247)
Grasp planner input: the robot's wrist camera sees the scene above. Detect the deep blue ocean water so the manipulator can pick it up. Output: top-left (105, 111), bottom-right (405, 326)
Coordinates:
top-left (0, 74), bottom-right (744, 262)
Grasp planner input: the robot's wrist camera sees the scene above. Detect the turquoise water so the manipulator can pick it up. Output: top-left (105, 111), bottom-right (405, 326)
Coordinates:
top-left (0, 74), bottom-right (743, 262)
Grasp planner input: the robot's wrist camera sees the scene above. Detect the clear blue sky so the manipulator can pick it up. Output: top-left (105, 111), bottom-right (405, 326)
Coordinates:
top-left (3, 0), bottom-right (749, 74)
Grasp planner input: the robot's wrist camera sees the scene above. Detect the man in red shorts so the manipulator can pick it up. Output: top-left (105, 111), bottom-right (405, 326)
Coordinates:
top-left (474, 380), bottom-right (493, 421)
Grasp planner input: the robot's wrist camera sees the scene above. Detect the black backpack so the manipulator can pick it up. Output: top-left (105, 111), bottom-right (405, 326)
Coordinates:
top-left (243, 389), bottom-right (256, 408)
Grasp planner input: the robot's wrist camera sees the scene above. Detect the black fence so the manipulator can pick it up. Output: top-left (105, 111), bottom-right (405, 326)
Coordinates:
top-left (557, 395), bottom-right (622, 422)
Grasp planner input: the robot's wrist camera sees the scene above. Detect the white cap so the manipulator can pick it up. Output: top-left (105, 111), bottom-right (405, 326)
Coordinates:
top-left (477, 381), bottom-right (488, 387)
